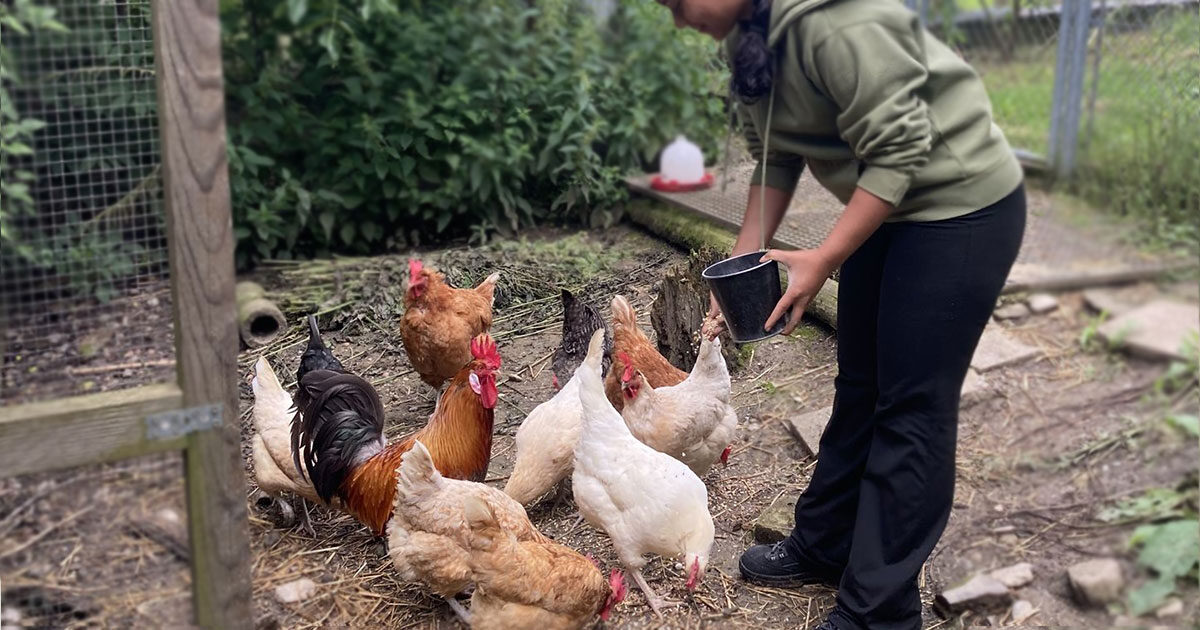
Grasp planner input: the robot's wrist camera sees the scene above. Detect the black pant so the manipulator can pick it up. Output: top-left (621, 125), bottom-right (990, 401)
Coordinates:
top-left (786, 185), bottom-right (1027, 630)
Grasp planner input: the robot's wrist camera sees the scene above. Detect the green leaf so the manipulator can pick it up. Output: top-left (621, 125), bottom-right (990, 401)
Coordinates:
top-left (436, 211), bottom-right (452, 233)
top-left (318, 28), bottom-right (339, 65)
top-left (361, 221), bottom-right (382, 242)
top-left (1165, 414), bottom-right (1200, 438)
top-left (287, 0), bottom-right (308, 24)
top-left (1130, 520), bottom-right (1200, 580)
top-left (339, 222), bottom-right (356, 245)
top-left (3, 142), bottom-right (33, 156)
top-left (318, 211), bottom-right (336, 240)
top-left (1127, 577), bottom-right (1176, 617)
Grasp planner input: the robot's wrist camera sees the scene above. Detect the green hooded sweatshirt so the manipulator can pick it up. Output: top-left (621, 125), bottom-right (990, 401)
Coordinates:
top-left (726, 0), bottom-right (1023, 222)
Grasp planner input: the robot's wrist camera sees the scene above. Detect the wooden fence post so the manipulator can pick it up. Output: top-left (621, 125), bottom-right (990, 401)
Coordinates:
top-left (151, 1), bottom-right (253, 628)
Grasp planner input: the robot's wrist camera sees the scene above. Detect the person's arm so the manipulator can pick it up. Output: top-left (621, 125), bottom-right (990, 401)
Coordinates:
top-left (756, 19), bottom-right (936, 334)
top-left (761, 187), bottom-right (891, 334)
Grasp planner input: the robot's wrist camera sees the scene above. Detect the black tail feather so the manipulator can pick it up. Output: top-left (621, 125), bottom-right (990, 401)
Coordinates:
top-left (296, 314), bottom-right (344, 383)
top-left (290, 370), bottom-right (384, 503)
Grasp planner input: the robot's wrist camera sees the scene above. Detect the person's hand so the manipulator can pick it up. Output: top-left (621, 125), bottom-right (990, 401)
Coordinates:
top-left (761, 249), bottom-right (837, 335)
top-left (702, 293), bottom-right (725, 341)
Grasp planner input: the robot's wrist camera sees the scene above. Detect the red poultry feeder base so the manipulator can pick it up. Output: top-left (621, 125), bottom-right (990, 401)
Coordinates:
top-left (650, 172), bottom-right (714, 192)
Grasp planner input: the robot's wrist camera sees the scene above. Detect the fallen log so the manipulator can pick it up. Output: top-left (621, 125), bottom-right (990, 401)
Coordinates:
top-left (236, 281), bottom-right (287, 349)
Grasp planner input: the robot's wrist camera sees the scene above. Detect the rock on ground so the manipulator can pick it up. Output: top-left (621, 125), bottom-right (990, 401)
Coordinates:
top-left (1027, 293), bottom-right (1059, 314)
top-left (935, 573), bottom-right (1012, 616)
top-left (971, 324), bottom-right (1041, 372)
top-left (1155, 597), bottom-right (1184, 619)
top-left (995, 302), bottom-right (1031, 320)
top-left (1067, 558), bottom-right (1124, 607)
top-left (753, 493), bottom-right (799, 544)
top-left (989, 562), bottom-right (1034, 589)
top-left (274, 578), bottom-right (318, 605)
top-left (1097, 299), bottom-right (1200, 362)
top-left (785, 406), bottom-right (831, 457)
top-left (960, 369), bottom-right (992, 408)
top-left (1010, 599), bottom-right (1037, 624)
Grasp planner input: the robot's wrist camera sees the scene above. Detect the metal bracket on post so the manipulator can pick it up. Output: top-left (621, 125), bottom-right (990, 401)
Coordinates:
top-left (145, 404), bottom-right (222, 440)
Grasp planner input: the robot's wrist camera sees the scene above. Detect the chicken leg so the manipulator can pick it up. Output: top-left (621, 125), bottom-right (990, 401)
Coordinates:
top-left (445, 596), bottom-right (472, 625)
top-left (297, 497), bottom-right (316, 538)
top-left (630, 567), bottom-right (681, 617)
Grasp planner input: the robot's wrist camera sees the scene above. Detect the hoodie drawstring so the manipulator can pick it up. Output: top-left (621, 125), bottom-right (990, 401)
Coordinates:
top-left (759, 81), bottom-right (776, 252)
top-left (720, 79), bottom-right (777, 252)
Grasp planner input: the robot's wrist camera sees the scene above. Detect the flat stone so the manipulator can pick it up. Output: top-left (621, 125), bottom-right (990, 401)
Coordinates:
top-left (1083, 285), bottom-right (1157, 317)
top-left (1067, 558), bottom-right (1124, 607)
top-left (994, 302), bottom-right (1032, 320)
top-left (753, 493), bottom-right (798, 544)
top-left (960, 369), bottom-right (992, 408)
top-left (1011, 599), bottom-right (1037, 624)
top-left (1155, 597), bottom-right (1184, 619)
top-left (934, 573), bottom-right (1012, 616)
top-left (989, 562), bottom-right (1034, 589)
top-left (274, 578), bottom-right (317, 605)
top-left (785, 406), bottom-right (831, 457)
top-left (971, 324), bottom-right (1041, 373)
top-left (1098, 299), bottom-right (1200, 362)
top-left (1027, 293), bottom-right (1059, 314)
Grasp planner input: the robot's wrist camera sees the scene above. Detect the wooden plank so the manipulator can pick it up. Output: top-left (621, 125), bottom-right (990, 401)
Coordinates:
top-left (0, 384), bottom-right (184, 478)
top-left (1001, 261), bottom-right (1196, 295)
top-left (152, 1), bottom-right (252, 627)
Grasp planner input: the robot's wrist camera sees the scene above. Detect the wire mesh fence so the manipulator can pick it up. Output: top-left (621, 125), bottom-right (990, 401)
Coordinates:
top-left (1, 0), bottom-right (175, 406)
top-left (907, 0), bottom-right (1199, 241)
top-left (0, 452), bottom-right (194, 630)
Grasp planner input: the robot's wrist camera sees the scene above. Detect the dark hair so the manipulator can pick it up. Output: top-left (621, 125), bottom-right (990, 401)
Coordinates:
top-left (731, 0), bottom-right (774, 103)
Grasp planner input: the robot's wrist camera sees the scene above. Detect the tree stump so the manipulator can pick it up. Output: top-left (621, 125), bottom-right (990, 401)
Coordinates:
top-left (650, 248), bottom-right (742, 371)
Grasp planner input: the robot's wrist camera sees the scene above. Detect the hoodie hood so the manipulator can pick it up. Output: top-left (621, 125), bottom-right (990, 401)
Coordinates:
top-left (765, 0), bottom-right (839, 47)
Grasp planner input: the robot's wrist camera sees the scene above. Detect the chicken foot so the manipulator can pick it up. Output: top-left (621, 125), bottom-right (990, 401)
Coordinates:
top-left (630, 567), bottom-right (682, 617)
top-left (297, 497), bottom-right (316, 538)
top-left (444, 596), bottom-right (472, 625)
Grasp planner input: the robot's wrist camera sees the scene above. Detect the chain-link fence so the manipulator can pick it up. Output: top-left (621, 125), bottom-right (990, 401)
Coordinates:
top-left (910, 0), bottom-right (1199, 240)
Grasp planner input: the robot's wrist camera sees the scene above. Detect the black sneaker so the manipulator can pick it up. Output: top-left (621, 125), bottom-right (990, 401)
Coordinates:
top-left (737, 541), bottom-right (840, 588)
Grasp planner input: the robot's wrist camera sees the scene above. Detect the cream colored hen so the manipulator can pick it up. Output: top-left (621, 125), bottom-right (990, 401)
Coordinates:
top-left (617, 334), bottom-right (738, 476)
top-left (572, 330), bottom-right (715, 615)
top-left (462, 496), bottom-right (626, 630)
top-left (386, 440), bottom-right (546, 621)
top-left (249, 357), bottom-right (321, 532)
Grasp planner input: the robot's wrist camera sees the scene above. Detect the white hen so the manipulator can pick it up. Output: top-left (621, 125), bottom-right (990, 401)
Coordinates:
top-left (617, 335), bottom-right (738, 476)
top-left (249, 357), bottom-right (321, 531)
top-left (572, 330), bottom-right (714, 615)
top-left (504, 371), bottom-right (583, 506)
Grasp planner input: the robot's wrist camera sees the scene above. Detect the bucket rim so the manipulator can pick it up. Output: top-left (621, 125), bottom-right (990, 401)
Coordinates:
top-left (702, 251), bottom-right (774, 280)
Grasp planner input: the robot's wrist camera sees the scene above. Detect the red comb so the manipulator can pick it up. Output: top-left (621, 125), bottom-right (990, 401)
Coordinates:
top-left (619, 352), bottom-right (634, 383)
top-left (470, 334), bottom-right (501, 370)
top-left (408, 259), bottom-right (423, 278)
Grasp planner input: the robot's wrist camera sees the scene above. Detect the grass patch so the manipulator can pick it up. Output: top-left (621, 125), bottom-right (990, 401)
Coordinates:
top-left (974, 11), bottom-right (1199, 252)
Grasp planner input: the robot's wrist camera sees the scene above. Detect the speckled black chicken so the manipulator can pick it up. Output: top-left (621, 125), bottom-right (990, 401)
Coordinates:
top-left (549, 289), bottom-right (611, 390)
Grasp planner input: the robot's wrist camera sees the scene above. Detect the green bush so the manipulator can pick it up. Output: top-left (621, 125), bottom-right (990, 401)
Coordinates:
top-left (222, 0), bottom-right (728, 268)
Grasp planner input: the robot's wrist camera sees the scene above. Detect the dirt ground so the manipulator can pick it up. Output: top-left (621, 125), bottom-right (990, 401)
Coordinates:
top-left (1, 219), bottom-right (1196, 629)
